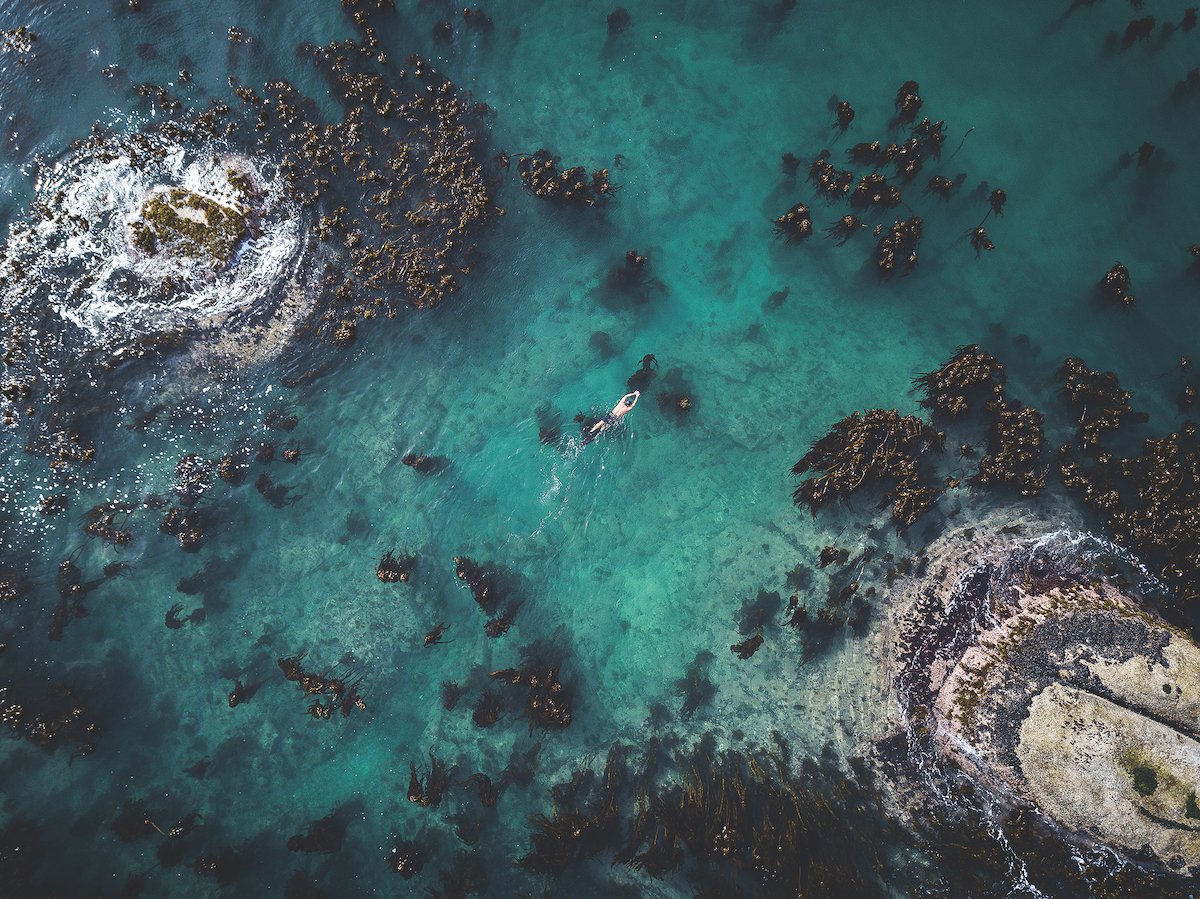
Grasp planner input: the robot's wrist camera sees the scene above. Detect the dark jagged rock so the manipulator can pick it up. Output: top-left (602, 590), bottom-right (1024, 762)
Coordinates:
top-left (894, 523), bottom-right (1200, 872)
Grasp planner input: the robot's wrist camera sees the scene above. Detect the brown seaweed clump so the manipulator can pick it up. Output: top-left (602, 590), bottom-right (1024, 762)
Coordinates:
top-left (974, 398), bottom-right (1046, 496)
top-left (0, 569), bottom-right (28, 604)
top-left (516, 149), bottom-right (613, 207)
top-left (850, 172), bottom-right (902, 210)
top-left (490, 663), bottom-right (572, 733)
top-left (518, 745), bottom-right (626, 874)
top-left (407, 751), bottom-right (451, 808)
top-left (0, 25), bottom-right (36, 63)
top-left (159, 505), bottom-right (205, 552)
top-left (1098, 262), bottom-right (1135, 306)
top-left (1059, 422), bottom-right (1200, 610)
top-left (0, 681), bottom-right (100, 757)
top-left (277, 653), bottom-right (366, 720)
top-left (376, 550), bottom-right (415, 583)
top-left (808, 151), bottom-right (855, 201)
top-left (792, 409), bottom-right (942, 527)
top-left (912, 344), bottom-right (1005, 418)
top-left (1060, 356), bottom-right (1143, 448)
top-left (453, 554), bottom-right (501, 615)
top-left (517, 739), bottom-right (895, 895)
top-left (83, 502), bottom-right (134, 546)
top-left (774, 202), bottom-right (813, 241)
top-left (910, 344), bottom-right (1045, 495)
top-left (874, 216), bottom-right (923, 276)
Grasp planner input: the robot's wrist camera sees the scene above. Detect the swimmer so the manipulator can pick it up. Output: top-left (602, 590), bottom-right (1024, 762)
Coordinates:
top-left (583, 391), bottom-right (639, 444)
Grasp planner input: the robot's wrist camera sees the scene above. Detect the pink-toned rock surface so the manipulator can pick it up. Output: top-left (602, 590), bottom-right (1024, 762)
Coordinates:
top-left (892, 517), bottom-right (1200, 873)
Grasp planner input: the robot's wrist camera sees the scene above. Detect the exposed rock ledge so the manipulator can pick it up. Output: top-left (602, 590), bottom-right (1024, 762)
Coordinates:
top-left (893, 515), bottom-right (1200, 873)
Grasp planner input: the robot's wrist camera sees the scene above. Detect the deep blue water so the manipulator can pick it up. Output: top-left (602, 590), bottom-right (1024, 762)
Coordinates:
top-left (1, 1), bottom-right (1199, 896)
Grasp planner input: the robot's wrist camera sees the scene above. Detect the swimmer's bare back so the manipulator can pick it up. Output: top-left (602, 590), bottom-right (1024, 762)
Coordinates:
top-left (584, 390), bottom-right (639, 443)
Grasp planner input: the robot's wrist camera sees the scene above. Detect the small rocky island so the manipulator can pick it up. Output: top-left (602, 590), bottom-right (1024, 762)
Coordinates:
top-left (127, 160), bottom-right (260, 270)
top-left (892, 517), bottom-right (1200, 874)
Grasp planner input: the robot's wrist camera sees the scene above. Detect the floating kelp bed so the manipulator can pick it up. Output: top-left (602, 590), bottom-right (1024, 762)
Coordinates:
top-left (0, 0), bottom-right (499, 475)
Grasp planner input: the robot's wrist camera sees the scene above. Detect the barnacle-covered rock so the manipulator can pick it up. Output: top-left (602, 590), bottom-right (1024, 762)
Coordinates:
top-left (894, 522), bottom-right (1200, 873)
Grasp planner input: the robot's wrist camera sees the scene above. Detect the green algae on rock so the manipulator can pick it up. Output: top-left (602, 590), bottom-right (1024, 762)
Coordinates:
top-left (128, 181), bottom-right (255, 269)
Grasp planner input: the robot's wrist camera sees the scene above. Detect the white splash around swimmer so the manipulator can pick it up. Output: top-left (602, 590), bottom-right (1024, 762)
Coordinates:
top-left (3, 128), bottom-right (308, 350)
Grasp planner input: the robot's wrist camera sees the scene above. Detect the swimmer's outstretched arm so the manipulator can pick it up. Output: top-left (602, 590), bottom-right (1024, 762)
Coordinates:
top-left (589, 391), bottom-right (640, 435)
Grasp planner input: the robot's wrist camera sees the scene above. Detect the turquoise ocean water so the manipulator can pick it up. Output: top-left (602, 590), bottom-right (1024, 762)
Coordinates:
top-left (2, 0), bottom-right (1199, 895)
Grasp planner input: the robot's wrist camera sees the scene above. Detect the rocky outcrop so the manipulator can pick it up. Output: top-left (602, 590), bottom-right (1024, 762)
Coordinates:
top-left (127, 158), bottom-right (261, 270)
top-left (893, 518), bottom-right (1200, 873)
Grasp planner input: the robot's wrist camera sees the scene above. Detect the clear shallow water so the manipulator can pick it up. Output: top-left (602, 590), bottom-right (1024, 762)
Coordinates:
top-left (1, 0), bottom-right (1199, 895)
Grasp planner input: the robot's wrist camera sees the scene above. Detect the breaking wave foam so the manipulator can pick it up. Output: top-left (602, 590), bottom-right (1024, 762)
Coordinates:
top-left (2, 126), bottom-right (308, 352)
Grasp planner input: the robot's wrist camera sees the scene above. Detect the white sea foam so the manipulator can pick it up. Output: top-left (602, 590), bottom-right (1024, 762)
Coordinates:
top-left (2, 127), bottom-right (308, 355)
